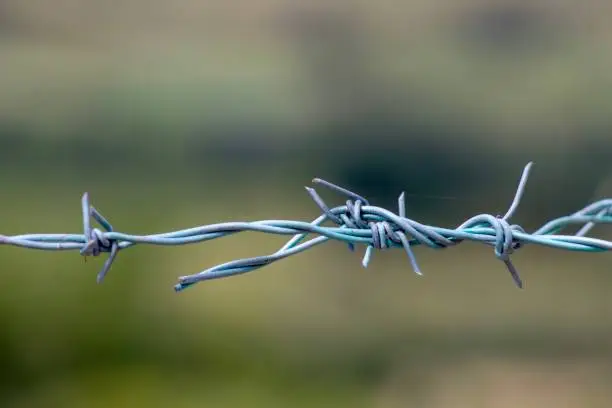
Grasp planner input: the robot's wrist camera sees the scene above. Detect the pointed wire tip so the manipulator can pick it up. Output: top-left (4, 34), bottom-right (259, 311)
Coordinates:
top-left (502, 259), bottom-right (524, 289)
top-left (311, 177), bottom-right (335, 186)
top-left (501, 160), bottom-right (536, 221)
top-left (308, 178), bottom-right (370, 205)
top-left (304, 186), bottom-right (317, 196)
top-left (304, 186), bottom-right (318, 200)
top-left (174, 281), bottom-right (194, 292)
top-left (521, 161), bottom-right (534, 182)
top-left (361, 245), bottom-right (373, 268)
top-left (311, 178), bottom-right (329, 188)
top-left (511, 275), bottom-right (524, 289)
top-left (398, 191), bottom-right (406, 218)
top-left (413, 267), bottom-right (423, 276)
top-left (96, 262), bottom-right (113, 284)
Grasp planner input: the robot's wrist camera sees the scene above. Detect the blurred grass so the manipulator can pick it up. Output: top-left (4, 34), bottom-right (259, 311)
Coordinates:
top-left (2, 2), bottom-right (612, 147)
top-left (1, 175), bottom-right (612, 406)
top-left (2, 1), bottom-right (612, 406)
top-left (1, 37), bottom-right (610, 146)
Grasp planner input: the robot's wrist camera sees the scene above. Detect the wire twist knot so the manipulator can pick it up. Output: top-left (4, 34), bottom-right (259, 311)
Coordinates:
top-left (305, 167), bottom-right (531, 288)
top-left (80, 193), bottom-right (120, 283)
top-left (1, 161), bottom-right (611, 292)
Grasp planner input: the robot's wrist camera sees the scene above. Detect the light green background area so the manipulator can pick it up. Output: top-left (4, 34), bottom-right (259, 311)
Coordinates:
top-left (1, 1), bottom-right (612, 407)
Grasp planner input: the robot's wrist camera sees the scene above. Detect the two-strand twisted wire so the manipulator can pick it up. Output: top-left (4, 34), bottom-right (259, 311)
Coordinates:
top-left (0, 162), bottom-right (610, 291)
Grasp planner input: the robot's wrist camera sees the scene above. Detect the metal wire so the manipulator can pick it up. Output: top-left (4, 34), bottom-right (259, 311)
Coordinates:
top-left (0, 162), bottom-right (610, 292)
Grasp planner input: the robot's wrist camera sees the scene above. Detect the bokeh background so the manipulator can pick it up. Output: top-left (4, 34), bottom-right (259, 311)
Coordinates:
top-left (2, 1), bottom-right (612, 407)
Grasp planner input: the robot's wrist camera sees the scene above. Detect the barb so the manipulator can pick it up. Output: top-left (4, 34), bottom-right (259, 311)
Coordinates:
top-left (0, 162), bottom-right (610, 292)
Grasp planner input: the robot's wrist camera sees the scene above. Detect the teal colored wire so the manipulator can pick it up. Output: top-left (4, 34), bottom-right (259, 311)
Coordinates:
top-left (0, 162), bottom-right (610, 291)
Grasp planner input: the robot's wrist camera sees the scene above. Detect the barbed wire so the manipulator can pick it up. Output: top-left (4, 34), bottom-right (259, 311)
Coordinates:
top-left (1, 162), bottom-right (610, 292)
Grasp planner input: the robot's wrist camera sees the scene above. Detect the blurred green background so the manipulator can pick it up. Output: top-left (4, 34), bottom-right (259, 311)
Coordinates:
top-left (1, 1), bottom-right (612, 407)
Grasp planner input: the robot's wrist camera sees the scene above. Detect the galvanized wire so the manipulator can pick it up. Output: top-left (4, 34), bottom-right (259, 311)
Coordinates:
top-left (1, 162), bottom-right (610, 292)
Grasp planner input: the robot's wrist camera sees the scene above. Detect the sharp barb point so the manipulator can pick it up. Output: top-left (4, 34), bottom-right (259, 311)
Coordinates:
top-left (0, 161), bottom-right (609, 293)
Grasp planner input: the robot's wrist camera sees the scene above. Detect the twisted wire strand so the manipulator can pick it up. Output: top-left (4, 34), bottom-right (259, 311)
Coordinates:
top-left (0, 162), bottom-right (610, 292)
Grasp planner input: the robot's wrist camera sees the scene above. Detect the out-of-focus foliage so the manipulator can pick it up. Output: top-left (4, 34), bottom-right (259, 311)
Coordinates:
top-left (1, 1), bottom-right (612, 407)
